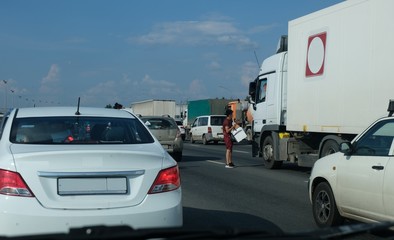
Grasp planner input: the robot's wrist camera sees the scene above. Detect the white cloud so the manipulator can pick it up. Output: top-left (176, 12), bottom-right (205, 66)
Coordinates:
top-left (42, 64), bottom-right (59, 84)
top-left (208, 61), bottom-right (221, 70)
top-left (40, 64), bottom-right (60, 94)
top-left (241, 61), bottom-right (259, 87)
top-left (130, 19), bottom-right (259, 50)
top-left (247, 24), bottom-right (278, 34)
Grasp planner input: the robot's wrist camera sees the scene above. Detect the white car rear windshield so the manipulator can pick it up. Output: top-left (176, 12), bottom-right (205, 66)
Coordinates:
top-left (10, 117), bottom-right (154, 144)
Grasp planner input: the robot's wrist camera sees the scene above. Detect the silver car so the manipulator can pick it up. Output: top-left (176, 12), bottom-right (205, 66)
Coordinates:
top-left (0, 107), bottom-right (182, 237)
top-left (140, 116), bottom-right (183, 162)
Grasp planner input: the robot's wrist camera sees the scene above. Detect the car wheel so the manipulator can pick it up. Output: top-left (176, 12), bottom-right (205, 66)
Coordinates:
top-left (202, 135), bottom-right (208, 145)
top-left (262, 136), bottom-right (282, 169)
top-left (213, 141), bottom-right (218, 144)
top-left (312, 182), bottom-right (343, 227)
top-left (321, 140), bottom-right (339, 158)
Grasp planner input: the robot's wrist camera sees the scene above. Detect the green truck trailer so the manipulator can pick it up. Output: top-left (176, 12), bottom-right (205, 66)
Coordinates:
top-left (184, 98), bottom-right (235, 129)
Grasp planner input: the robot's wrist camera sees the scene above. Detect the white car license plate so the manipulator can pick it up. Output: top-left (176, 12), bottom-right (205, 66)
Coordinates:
top-left (58, 177), bottom-right (127, 195)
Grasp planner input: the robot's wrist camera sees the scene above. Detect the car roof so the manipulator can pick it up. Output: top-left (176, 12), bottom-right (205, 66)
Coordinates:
top-left (140, 116), bottom-right (174, 120)
top-left (14, 107), bottom-right (137, 119)
top-left (197, 115), bottom-right (226, 117)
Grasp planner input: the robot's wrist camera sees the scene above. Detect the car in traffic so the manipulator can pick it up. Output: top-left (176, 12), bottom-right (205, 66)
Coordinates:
top-left (0, 107), bottom-right (182, 237)
top-left (189, 115), bottom-right (226, 145)
top-left (175, 120), bottom-right (186, 140)
top-left (309, 101), bottom-right (394, 227)
top-left (139, 116), bottom-right (183, 162)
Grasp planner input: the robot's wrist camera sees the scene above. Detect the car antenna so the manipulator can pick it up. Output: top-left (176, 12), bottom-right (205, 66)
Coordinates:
top-left (75, 97), bottom-right (81, 115)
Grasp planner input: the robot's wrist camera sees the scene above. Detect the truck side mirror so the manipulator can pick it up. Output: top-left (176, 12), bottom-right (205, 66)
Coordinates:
top-left (249, 82), bottom-right (256, 102)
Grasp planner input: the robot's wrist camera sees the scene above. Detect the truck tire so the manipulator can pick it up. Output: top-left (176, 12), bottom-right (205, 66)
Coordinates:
top-left (262, 136), bottom-right (282, 169)
top-left (321, 140), bottom-right (339, 158)
top-left (312, 182), bottom-right (343, 227)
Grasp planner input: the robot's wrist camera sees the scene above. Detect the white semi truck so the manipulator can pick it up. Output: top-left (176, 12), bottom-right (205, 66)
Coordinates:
top-left (249, 0), bottom-right (394, 169)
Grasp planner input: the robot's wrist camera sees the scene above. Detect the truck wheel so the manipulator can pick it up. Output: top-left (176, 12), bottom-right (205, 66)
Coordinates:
top-left (321, 140), bottom-right (339, 158)
top-left (312, 182), bottom-right (343, 227)
top-left (202, 135), bottom-right (208, 145)
top-left (262, 136), bottom-right (282, 169)
top-left (190, 134), bottom-right (195, 144)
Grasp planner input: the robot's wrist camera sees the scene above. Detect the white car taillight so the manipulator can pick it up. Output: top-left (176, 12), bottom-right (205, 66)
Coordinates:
top-left (148, 165), bottom-right (180, 194)
top-left (0, 169), bottom-right (34, 197)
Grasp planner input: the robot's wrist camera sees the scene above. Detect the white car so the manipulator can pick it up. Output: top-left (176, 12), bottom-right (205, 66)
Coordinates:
top-left (309, 105), bottom-right (394, 227)
top-left (189, 115), bottom-right (226, 145)
top-left (0, 107), bottom-right (182, 237)
top-left (175, 120), bottom-right (186, 141)
top-left (140, 116), bottom-right (183, 162)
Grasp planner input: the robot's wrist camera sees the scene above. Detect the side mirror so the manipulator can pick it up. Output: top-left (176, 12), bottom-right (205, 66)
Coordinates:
top-left (339, 142), bottom-right (352, 155)
top-left (249, 81), bottom-right (256, 102)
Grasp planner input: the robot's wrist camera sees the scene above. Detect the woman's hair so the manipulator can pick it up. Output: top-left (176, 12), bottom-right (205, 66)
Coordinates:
top-left (225, 109), bottom-right (233, 116)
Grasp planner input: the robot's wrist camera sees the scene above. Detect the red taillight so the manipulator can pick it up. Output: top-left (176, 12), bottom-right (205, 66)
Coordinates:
top-left (148, 166), bottom-right (180, 194)
top-left (208, 127), bottom-right (212, 133)
top-left (0, 170), bottom-right (34, 197)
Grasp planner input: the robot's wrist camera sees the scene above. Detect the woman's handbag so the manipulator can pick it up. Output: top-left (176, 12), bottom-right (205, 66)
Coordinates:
top-left (231, 127), bottom-right (247, 142)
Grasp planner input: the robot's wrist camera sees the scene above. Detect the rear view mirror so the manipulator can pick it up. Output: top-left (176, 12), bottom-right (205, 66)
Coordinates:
top-left (339, 142), bottom-right (352, 155)
top-left (249, 81), bottom-right (256, 102)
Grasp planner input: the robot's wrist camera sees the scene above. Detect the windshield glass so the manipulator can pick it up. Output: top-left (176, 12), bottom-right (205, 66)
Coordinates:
top-left (10, 116), bottom-right (154, 144)
top-left (141, 118), bottom-right (177, 130)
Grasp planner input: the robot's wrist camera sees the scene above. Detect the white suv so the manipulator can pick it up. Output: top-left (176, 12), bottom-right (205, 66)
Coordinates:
top-left (189, 115), bottom-right (226, 145)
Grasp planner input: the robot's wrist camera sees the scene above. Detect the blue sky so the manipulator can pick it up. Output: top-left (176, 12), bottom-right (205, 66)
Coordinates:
top-left (0, 0), bottom-right (342, 108)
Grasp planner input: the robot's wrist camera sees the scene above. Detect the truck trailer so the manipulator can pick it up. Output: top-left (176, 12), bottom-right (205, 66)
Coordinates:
top-left (249, 0), bottom-right (394, 169)
top-left (184, 99), bottom-right (233, 128)
top-left (131, 99), bottom-right (176, 118)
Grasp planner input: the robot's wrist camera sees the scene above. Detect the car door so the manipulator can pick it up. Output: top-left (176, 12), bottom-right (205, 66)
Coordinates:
top-left (336, 119), bottom-right (394, 220)
top-left (190, 118), bottom-right (200, 139)
top-left (380, 121), bottom-right (394, 219)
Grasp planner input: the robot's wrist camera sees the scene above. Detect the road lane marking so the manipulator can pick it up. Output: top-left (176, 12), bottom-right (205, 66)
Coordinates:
top-left (206, 160), bottom-right (225, 165)
top-left (233, 150), bottom-right (249, 154)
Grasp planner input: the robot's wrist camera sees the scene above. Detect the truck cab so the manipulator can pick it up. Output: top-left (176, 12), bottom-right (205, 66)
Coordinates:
top-left (249, 40), bottom-right (289, 169)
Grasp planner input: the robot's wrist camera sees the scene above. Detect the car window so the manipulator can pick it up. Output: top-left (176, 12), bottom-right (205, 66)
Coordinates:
top-left (10, 116), bottom-right (154, 144)
top-left (0, 111), bottom-right (10, 140)
top-left (353, 119), bottom-right (394, 156)
top-left (192, 119), bottom-right (198, 127)
top-left (211, 116), bottom-right (226, 126)
top-left (142, 118), bottom-right (177, 130)
top-left (199, 117), bottom-right (208, 126)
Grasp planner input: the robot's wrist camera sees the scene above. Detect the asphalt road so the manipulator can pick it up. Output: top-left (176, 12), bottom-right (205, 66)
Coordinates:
top-left (179, 141), bottom-right (313, 232)
top-left (179, 141), bottom-right (387, 239)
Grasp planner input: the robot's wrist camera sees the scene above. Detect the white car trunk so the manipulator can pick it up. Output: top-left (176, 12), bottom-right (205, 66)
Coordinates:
top-left (10, 144), bottom-right (164, 210)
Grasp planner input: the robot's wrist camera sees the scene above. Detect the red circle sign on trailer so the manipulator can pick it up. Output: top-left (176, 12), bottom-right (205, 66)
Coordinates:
top-left (305, 32), bottom-right (327, 77)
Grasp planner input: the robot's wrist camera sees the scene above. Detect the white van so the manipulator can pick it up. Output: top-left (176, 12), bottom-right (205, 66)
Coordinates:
top-left (189, 115), bottom-right (226, 144)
